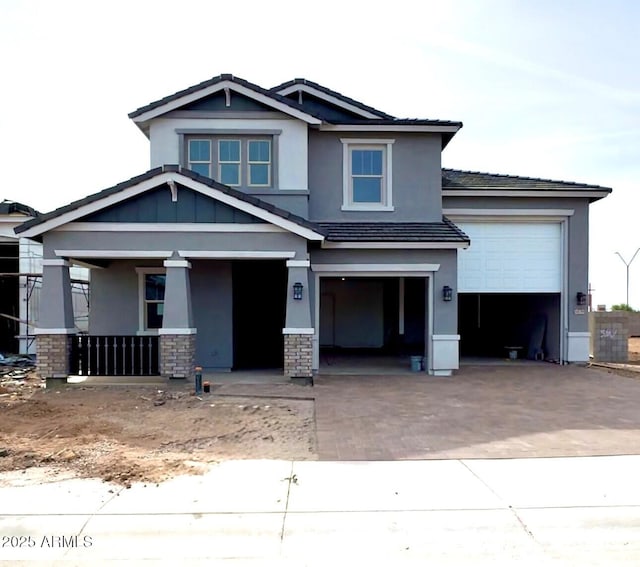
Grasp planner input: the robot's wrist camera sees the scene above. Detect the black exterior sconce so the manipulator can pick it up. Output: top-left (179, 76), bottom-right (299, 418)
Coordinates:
top-left (576, 291), bottom-right (587, 306)
top-left (442, 285), bottom-right (453, 302)
top-left (293, 282), bottom-right (304, 300)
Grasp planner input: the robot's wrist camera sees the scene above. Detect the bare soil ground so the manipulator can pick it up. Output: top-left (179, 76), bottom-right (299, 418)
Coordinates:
top-left (0, 375), bottom-right (316, 486)
top-left (628, 337), bottom-right (640, 362)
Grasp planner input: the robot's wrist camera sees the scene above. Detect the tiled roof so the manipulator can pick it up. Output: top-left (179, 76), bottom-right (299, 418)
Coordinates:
top-left (329, 118), bottom-right (463, 127)
top-left (317, 218), bottom-right (469, 243)
top-left (442, 168), bottom-right (612, 192)
top-left (128, 74), bottom-right (463, 131)
top-left (128, 74), bottom-right (326, 121)
top-left (270, 78), bottom-right (395, 119)
top-left (0, 199), bottom-right (38, 217)
top-left (15, 166), bottom-right (323, 236)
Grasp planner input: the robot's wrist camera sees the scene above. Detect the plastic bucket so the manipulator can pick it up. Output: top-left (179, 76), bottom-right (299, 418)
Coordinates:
top-left (410, 356), bottom-right (423, 372)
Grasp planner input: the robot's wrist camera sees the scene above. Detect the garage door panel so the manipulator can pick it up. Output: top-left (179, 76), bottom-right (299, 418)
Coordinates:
top-left (458, 222), bottom-right (562, 293)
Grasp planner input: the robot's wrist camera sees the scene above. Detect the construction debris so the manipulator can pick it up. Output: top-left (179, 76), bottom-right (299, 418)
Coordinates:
top-left (0, 354), bottom-right (42, 401)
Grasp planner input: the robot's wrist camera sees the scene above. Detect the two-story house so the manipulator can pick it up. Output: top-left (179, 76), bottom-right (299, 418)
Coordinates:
top-left (15, 74), bottom-right (610, 381)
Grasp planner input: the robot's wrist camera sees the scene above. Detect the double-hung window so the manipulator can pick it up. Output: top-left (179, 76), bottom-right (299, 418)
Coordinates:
top-left (188, 140), bottom-right (212, 177)
top-left (137, 269), bottom-right (166, 332)
top-left (218, 140), bottom-right (241, 186)
top-left (341, 138), bottom-right (395, 211)
top-left (248, 140), bottom-right (271, 186)
top-left (186, 136), bottom-right (273, 188)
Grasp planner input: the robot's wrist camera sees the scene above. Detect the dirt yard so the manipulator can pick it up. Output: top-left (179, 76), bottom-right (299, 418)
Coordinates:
top-left (629, 337), bottom-right (640, 362)
top-left (0, 376), bottom-right (316, 486)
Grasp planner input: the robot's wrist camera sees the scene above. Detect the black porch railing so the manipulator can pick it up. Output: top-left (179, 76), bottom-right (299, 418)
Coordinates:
top-left (70, 335), bottom-right (160, 376)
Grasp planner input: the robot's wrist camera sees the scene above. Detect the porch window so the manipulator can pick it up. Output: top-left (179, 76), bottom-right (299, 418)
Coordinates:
top-left (341, 138), bottom-right (395, 211)
top-left (137, 270), bottom-right (166, 331)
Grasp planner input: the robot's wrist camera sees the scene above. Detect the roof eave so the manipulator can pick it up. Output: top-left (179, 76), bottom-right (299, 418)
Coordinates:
top-left (129, 79), bottom-right (323, 125)
top-left (442, 189), bottom-right (612, 200)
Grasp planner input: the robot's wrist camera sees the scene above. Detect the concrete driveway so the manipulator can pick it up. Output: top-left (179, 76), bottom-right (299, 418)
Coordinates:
top-left (219, 363), bottom-right (640, 461)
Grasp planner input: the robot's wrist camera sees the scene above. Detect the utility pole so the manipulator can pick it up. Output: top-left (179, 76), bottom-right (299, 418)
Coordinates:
top-left (615, 248), bottom-right (640, 307)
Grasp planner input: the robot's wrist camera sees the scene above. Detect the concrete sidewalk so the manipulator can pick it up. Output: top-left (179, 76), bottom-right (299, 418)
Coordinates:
top-left (2, 456), bottom-right (640, 565)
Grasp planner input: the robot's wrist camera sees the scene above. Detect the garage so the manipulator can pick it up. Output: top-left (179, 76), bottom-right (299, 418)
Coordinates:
top-left (455, 221), bottom-right (562, 361)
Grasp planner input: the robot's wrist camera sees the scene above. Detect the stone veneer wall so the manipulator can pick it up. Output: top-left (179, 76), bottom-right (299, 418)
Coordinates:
top-left (37, 334), bottom-right (74, 378)
top-left (160, 334), bottom-right (196, 379)
top-left (589, 312), bottom-right (629, 362)
top-left (284, 334), bottom-right (313, 378)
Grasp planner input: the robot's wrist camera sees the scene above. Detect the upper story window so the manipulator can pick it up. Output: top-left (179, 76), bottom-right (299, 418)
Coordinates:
top-left (186, 136), bottom-right (272, 188)
top-left (341, 138), bottom-right (395, 211)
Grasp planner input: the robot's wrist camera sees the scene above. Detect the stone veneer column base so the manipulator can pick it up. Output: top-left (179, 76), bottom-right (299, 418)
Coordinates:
top-left (160, 334), bottom-right (196, 379)
top-left (37, 334), bottom-right (74, 379)
top-left (284, 334), bottom-right (313, 383)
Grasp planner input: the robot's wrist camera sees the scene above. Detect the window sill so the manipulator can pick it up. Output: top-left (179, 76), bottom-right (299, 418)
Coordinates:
top-left (341, 205), bottom-right (395, 212)
top-left (136, 330), bottom-right (160, 336)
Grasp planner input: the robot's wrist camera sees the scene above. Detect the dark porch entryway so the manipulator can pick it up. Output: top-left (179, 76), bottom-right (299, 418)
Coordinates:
top-left (232, 260), bottom-right (287, 369)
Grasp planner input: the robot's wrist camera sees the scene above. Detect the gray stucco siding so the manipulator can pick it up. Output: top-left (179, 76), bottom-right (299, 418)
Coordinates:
top-left (43, 231), bottom-right (309, 259)
top-left (308, 131), bottom-right (443, 222)
top-left (89, 260), bottom-right (153, 335)
top-left (82, 185), bottom-right (265, 224)
top-left (191, 261), bottom-right (233, 370)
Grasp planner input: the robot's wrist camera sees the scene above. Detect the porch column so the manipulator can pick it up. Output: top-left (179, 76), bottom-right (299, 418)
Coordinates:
top-left (36, 259), bottom-right (76, 379)
top-left (159, 259), bottom-right (196, 379)
top-left (283, 259), bottom-right (313, 382)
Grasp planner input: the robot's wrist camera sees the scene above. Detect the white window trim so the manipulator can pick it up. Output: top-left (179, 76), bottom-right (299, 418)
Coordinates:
top-left (341, 138), bottom-right (395, 211)
top-left (247, 139), bottom-right (272, 187)
top-left (136, 267), bottom-right (166, 334)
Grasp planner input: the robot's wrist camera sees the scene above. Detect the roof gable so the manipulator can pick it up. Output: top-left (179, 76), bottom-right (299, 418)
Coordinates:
top-left (129, 75), bottom-right (323, 132)
top-left (16, 166), bottom-right (324, 241)
top-left (271, 78), bottom-right (394, 119)
top-left (81, 185), bottom-right (267, 224)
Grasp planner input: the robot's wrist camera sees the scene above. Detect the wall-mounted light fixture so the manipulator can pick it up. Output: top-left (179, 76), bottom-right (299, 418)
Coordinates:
top-left (442, 285), bottom-right (453, 302)
top-left (293, 282), bottom-right (304, 301)
top-left (576, 291), bottom-right (587, 306)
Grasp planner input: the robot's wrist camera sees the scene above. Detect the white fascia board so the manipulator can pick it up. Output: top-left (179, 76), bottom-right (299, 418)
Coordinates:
top-left (321, 241), bottom-right (467, 249)
top-left (58, 223), bottom-right (286, 233)
top-left (312, 263), bottom-right (440, 273)
top-left (178, 250), bottom-right (296, 259)
top-left (276, 83), bottom-right (381, 119)
top-left (0, 216), bottom-right (34, 223)
top-left (132, 81), bottom-right (322, 125)
top-left (443, 208), bottom-right (575, 217)
top-left (56, 250), bottom-right (172, 259)
top-left (320, 124), bottom-right (461, 133)
top-left (443, 190), bottom-right (610, 199)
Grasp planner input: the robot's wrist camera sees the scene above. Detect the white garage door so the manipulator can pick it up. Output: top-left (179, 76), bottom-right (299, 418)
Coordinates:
top-left (456, 222), bottom-right (562, 293)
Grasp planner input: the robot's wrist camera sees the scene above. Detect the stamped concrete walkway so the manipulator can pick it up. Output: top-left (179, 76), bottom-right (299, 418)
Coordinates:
top-left (218, 364), bottom-right (640, 461)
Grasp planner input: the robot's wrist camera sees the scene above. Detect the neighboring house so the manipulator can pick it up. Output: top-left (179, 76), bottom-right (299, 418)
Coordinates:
top-left (14, 75), bottom-right (611, 380)
top-left (0, 200), bottom-right (89, 354)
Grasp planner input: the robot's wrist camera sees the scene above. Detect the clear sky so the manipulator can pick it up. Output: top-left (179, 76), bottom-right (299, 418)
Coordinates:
top-left (1, 0), bottom-right (638, 309)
